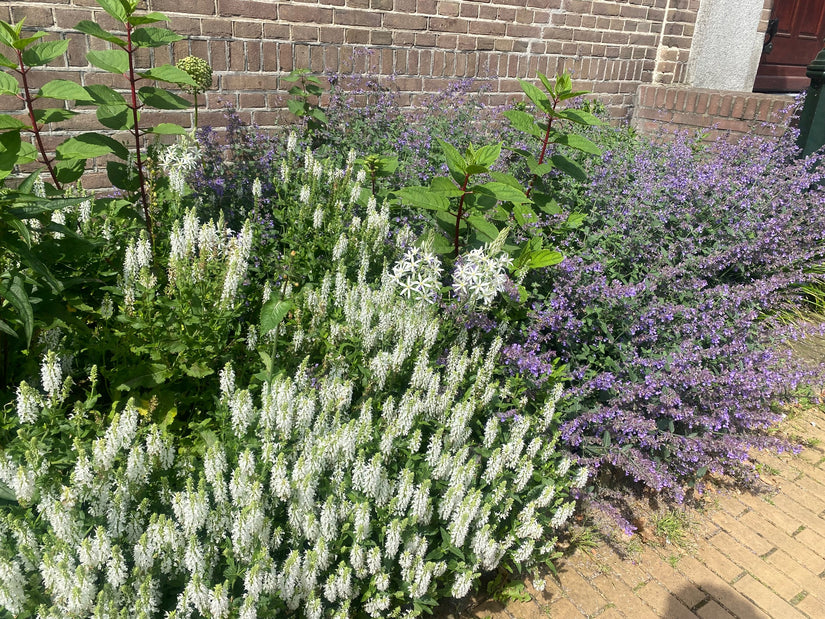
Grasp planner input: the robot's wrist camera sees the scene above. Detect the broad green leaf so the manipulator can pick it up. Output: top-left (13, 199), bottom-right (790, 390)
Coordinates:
top-left (4, 238), bottom-right (61, 292)
top-left (512, 203), bottom-right (539, 226)
top-left (519, 79), bottom-right (552, 113)
top-left (528, 249), bottom-right (564, 269)
top-left (107, 160), bottom-right (140, 191)
top-left (503, 109), bottom-right (542, 139)
top-left (128, 12), bottom-right (169, 26)
top-left (132, 27), bottom-right (182, 48)
top-left (0, 319), bottom-right (17, 338)
top-left (0, 71), bottom-right (18, 96)
top-left (54, 158), bottom-right (86, 184)
top-left (138, 86), bottom-right (190, 109)
top-left (473, 142), bottom-right (501, 168)
top-left (0, 130), bottom-right (23, 171)
top-left (556, 72), bottom-right (572, 94)
top-left (437, 138), bottom-right (467, 183)
top-left (397, 186), bottom-right (450, 211)
top-left (550, 153), bottom-right (587, 181)
top-left (537, 72), bottom-right (554, 94)
top-left (21, 39), bottom-right (68, 66)
top-left (56, 132), bottom-right (129, 160)
top-left (429, 177), bottom-right (464, 198)
top-left (527, 160), bottom-right (556, 176)
top-left (286, 99), bottom-right (304, 116)
top-left (489, 171), bottom-right (523, 190)
top-left (17, 140), bottom-right (37, 166)
top-left (566, 212), bottom-right (586, 228)
top-left (464, 164), bottom-right (490, 176)
top-left (376, 155), bottom-right (398, 175)
top-left (428, 233), bottom-right (454, 255)
top-left (96, 103), bottom-right (133, 130)
top-left (557, 89), bottom-right (589, 101)
top-left (556, 108), bottom-right (602, 126)
top-left (83, 84), bottom-right (125, 105)
top-left (466, 215), bottom-right (500, 242)
top-left (33, 108), bottom-right (78, 124)
top-left (185, 362), bottom-right (213, 378)
top-left (260, 298), bottom-right (293, 335)
top-left (0, 478), bottom-right (18, 503)
top-left (0, 114), bottom-right (26, 131)
top-left (14, 32), bottom-right (48, 50)
top-left (144, 123), bottom-right (186, 135)
top-left (475, 181), bottom-right (530, 205)
top-left (96, 0), bottom-right (128, 23)
top-left (74, 20), bottom-right (127, 47)
top-left (87, 49), bottom-right (129, 74)
top-left (554, 133), bottom-right (601, 155)
top-left (0, 52), bottom-right (16, 69)
top-left (38, 79), bottom-right (95, 102)
top-left (0, 277), bottom-right (33, 345)
top-left (140, 64), bottom-right (197, 87)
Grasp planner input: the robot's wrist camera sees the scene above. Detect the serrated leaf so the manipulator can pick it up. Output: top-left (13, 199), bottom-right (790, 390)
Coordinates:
top-left (83, 84), bottom-right (125, 105)
top-left (557, 108), bottom-right (602, 126)
top-left (557, 89), bottom-right (589, 101)
top-left (0, 114), bottom-right (26, 131)
top-left (537, 72), bottom-right (554, 94)
top-left (466, 215), bottom-right (500, 242)
top-left (145, 123), bottom-right (186, 135)
top-left (429, 176), bottom-right (464, 197)
top-left (519, 79), bottom-right (552, 113)
top-left (87, 49), bottom-right (129, 74)
top-left (527, 160), bottom-right (556, 176)
top-left (437, 138), bottom-right (467, 183)
top-left (260, 298), bottom-right (293, 335)
top-left (528, 249), bottom-right (564, 269)
top-left (14, 32), bottom-right (48, 50)
top-left (140, 64), bottom-right (197, 87)
top-left (56, 132), bottom-right (129, 160)
top-left (397, 186), bottom-right (450, 211)
top-left (38, 79), bottom-right (95, 102)
top-left (22, 39), bottom-right (68, 66)
top-left (96, 103), bottom-right (133, 130)
top-left (0, 72), bottom-right (18, 96)
top-left (96, 0), bottom-right (128, 23)
top-left (132, 27), bottom-right (182, 48)
top-left (550, 153), bottom-right (587, 181)
top-left (556, 72), bottom-right (572, 94)
top-left (566, 212), bottom-right (586, 228)
top-left (184, 362), bottom-right (213, 378)
top-left (475, 181), bottom-right (530, 205)
top-left (128, 12), bottom-right (169, 26)
top-left (138, 86), bottom-right (190, 109)
top-left (32, 108), bottom-right (78, 125)
top-left (74, 20), bottom-right (127, 47)
top-left (554, 133), bottom-right (601, 155)
top-left (473, 142), bottom-right (502, 168)
top-left (0, 53), bottom-right (17, 69)
top-left (503, 109), bottom-right (542, 139)
top-left (489, 171), bottom-right (523, 189)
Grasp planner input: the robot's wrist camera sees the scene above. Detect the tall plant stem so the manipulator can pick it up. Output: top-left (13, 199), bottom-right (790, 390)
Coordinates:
top-left (125, 22), bottom-right (152, 243)
top-left (454, 173), bottom-right (470, 256)
top-left (16, 50), bottom-right (61, 191)
top-left (526, 97), bottom-right (559, 199)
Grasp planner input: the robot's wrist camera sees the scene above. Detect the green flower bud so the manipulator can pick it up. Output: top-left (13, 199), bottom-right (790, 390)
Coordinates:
top-left (176, 56), bottom-right (213, 94)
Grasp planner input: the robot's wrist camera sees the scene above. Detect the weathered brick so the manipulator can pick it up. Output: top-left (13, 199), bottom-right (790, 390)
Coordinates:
top-left (280, 4), bottom-right (333, 23)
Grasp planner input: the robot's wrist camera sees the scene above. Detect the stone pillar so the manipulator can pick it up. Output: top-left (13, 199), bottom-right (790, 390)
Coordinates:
top-left (686, 0), bottom-right (766, 91)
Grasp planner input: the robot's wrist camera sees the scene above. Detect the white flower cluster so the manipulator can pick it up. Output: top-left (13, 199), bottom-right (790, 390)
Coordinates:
top-left (452, 244), bottom-right (513, 307)
top-left (159, 135), bottom-right (200, 196)
top-left (388, 246), bottom-right (443, 304)
top-left (122, 232), bottom-right (154, 310)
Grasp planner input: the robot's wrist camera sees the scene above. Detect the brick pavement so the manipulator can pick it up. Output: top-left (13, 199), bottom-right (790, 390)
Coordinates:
top-left (436, 403), bottom-right (825, 618)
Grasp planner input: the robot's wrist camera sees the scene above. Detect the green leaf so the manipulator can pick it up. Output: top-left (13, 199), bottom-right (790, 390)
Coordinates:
top-left (260, 298), bottom-right (293, 335)
top-left (512, 203), bottom-right (539, 226)
top-left (87, 49), bottom-right (129, 74)
top-left (145, 123), bottom-right (186, 135)
top-left (397, 186), bottom-right (450, 211)
top-left (0, 114), bottom-right (26, 131)
top-left (437, 138), bottom-right (467, 183)
top-left (519, 79), bottom-right (552, 113)
top-left (428, 233), bottom-right (454, 255)
top-left (429, 177), bottom-right (464, 198)
top-left (466, 215), bottom-right (500, 242)
top-left (557, 89), bottom-right (589, 101)
top-left (503, 109), bottom-right (542, 139)
top-left (0, 71), bottom-right (18, 96)
top-left (489, 171), bottom-right (522, 189)
top-left (185, 362), bottom-right (213, 378)
top-left (556, 72), bottom-right (572, 94)
top-left (82, 84), bottom-right (125, 105)
top-left (14, 32), bottom-right (48, 51)
top-left (138, 86), bottom-right (190, 109)
top-left (0, 319), bottom-right (17, 338)
top-left (376, 155), bottom-right (398, 175)
top-left (475, 181), bottom-right (530, 205)
top-left (128, 12), bottom-right (169, 26)
top-left (528, 249), bottom-right (564, 269)
top-left (0, 53), bottom-right (17, 69)
top-left (140, 64), bottom-right (197, 87)
top-left (557, 108), bottom-right (602, 126)
top-left (0, 276), bottom-right (33, 345)
top-left (0, 130), bottom-right (22, 171)
top-left (54, 158), bottom-right (86, 184)
top-left (107, 160), bottom-right (140, 191)
top-left (32, 108), bottom-right (78, 124)
top-left (96, 0), bottom-right (128, 23)
top-left (74, 20), bottom-right (127, 47)
top-left (554, 133), bottom-right (601, 155)
top-left (0, 478), bottom-right (18, 503)
top-left (537, 72), bottom-right (554, 94)
top-left (21, 39), bottom-right (68, 66)
top-left (96, 103), bottom-right (133, 130)
top-left (602, 429), bottom-right (611, 448)
top-left (473, 142), bottom-right (502, 168)
top-left (550, 153), bottom-right (587, 181)
top-left (56, 132), bottom-right (129, 160)
top-left (131, 27), bottom-right (182, 48)
top-left (565, 212), bottom-right (586, 229)
top-left (38, 79), bottom-right (95, 102)
top-left (527, 160), bottom-right (556, 176)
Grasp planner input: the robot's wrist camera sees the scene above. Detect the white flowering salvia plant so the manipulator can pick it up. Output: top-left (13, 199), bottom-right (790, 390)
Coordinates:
top-left (0, 218), bottom-right (586, 617)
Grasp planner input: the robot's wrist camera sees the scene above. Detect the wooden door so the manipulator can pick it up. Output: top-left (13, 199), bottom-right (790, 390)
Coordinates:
top-left (754, 0), bottom-right (825, 92)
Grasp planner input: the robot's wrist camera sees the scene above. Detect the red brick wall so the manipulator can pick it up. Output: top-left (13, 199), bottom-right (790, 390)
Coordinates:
top-left (5, 0), bottom-right (703, 133)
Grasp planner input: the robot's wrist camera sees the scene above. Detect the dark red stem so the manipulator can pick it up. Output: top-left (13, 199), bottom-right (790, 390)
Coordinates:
top-left (126, 22), bottom-right (152, 242)
top-left (17, 49), bottom-right (62, 190)
top-left (526, 96), bottom-right (559, 199)
top-left (454, 173), bottom-right (470, 256)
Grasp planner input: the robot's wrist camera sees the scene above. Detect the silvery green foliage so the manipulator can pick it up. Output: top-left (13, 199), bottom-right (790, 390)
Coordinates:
top-left (0, 204), bottom-right (584, 619)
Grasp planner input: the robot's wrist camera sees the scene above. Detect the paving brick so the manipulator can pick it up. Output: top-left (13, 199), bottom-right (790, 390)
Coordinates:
top-left (796, 591), bottom-right (825, 618)
top-left (590, 574), bottom-right (660, 619)
top-left (674, 555), bottom-right (770, 619)
top-left (635, 580), bottom-right (696, 619)
top-left (697, 534), bottom-right (748, 583)
top-left (553, 566), bottom-right (610, 616)
top-left (709, 510), bottom-right (776, 556)
top-left (543, 596), bottom-right (585, 617)
top-left (695, 599), bottom-right (736, 619)
top-left (733, 574), bottom-right (807, 618)
top-left (763, 549), bottom-right (825, 604)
